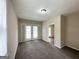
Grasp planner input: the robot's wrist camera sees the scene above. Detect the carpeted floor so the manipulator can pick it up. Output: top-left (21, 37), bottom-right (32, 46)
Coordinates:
top-left (15, 40), bottom-right (79, 59)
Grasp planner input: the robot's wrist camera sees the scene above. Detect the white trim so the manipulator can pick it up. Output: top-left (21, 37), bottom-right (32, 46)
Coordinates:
top-left (5, 53), bottom-right (8, 57)
top-left (21, 24), bottom-right (23, 42)
top-left (54, 44), bottom-right (62, 49)
top-left (19, 39), bottom-right (42, 43)
top-left (67, 45), bottom-right (79, 51)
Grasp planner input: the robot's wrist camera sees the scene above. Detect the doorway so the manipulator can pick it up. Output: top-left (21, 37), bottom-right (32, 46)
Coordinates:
top-left (25, 25), bottom-right (38, 41)
top-left (48, 24), bottom-right (54, 46)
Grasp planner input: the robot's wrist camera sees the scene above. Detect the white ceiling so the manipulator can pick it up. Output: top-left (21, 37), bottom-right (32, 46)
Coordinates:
top-left (12, 0), bottom-right (79, 21)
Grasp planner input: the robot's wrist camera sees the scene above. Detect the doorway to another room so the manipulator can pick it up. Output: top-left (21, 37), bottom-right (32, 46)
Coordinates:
top-left (48, 24), bottom-right (54, 46)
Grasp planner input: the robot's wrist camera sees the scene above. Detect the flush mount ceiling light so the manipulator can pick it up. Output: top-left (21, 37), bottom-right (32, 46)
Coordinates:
top-left (37, 8), bottom-right (48, 14)
top-left (41, 9), bottom-right (47, 14)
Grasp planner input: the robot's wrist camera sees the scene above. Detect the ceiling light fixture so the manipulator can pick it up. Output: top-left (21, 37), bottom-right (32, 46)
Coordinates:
top-left (37, 8), bottom-right (48, 14)
top-left (41, 9), bottom-right (47, 13)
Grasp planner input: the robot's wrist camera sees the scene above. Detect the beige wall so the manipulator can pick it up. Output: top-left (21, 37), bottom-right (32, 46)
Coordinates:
top-left (18, 19), bottom-right (42, 42)
top-left (43, 13), bottom-right (79, 50)
top-left (65, 12), bottom-right (79, 50)
top-left (7, 0), bottom-right (18, 59)
top-left (42, 16), bottom-right (62, 48)
top-left (61, 16), bottom-right (66, 48)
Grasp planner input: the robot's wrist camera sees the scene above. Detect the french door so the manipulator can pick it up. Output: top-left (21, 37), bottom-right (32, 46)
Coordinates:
top-left (25, 26), bottom-right (38, 41)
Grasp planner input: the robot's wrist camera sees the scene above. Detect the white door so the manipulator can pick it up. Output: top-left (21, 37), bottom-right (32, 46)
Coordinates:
top-left (25, 26), bottom-right (31, 40)
top-left (33, 26), bottom-right (38, 39)
top-left (25, 26), bottom-right (38, 41)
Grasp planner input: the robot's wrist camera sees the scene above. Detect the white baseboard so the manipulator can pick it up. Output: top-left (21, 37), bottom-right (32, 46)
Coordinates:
top-left (19, 39), bottom-right (42, 43)
top-left (54, 44), bottom-right (62, 49)
top-left (61, 45), bottom-right (65, 48)
top-left (41, 39), bottom-right (49, 43)
top-left (67, 45), bottom-right (79, 51)
top-left (5, 53), bottom-right (8, 57)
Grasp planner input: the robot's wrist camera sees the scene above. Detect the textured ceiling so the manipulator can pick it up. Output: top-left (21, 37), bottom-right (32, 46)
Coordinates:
top-left (12, 0), bottom-right (79, 21)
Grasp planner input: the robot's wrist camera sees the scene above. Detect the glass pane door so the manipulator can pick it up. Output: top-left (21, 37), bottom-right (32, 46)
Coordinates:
top-left (25, 26), bottom-right (31, 39)
top-left (25, 26), bottom-right (38, 41)
top-left (33, 26), bottom-right (38, 39)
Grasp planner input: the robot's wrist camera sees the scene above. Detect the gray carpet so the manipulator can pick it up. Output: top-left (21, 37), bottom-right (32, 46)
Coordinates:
top-left (15, 40), bottom-right (79, 59)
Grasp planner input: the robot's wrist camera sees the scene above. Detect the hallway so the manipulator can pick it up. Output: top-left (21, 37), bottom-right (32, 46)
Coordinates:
top-left (15, 40), bottom-right (79, 59)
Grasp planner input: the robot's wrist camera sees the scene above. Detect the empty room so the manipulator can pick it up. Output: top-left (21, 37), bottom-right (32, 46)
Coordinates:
top-left (0, 0), bottom-right (79, 59)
